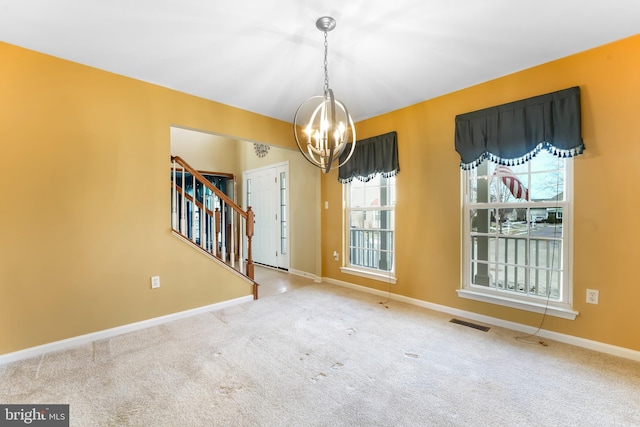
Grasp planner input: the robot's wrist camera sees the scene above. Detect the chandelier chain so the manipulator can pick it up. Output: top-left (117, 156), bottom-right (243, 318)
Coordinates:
top-left (323, 30), bottom-right (329, 95)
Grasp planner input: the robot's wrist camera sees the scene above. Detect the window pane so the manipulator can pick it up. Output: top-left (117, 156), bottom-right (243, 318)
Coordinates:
top-left (490, 171), bottom-right (529, 204)
top-left (514, 266), bottom-right (527, 292)
top-left (529, 268), bottom-right (561, 300)
top-left (350, 246), bottom-right (379, 269)
top-left (530, 211), bottom-right (563, 238)
top-left (495, 237), bottom-right (527, 265)
top-left (350, 210), bottom-right (394, 230)
top-left (531, 152), bottom-right (565, 200)
top-left (530, 151), bottom-right (565, 173)
top-left (529, 239), bottom-right (562, 270)
top-left (346, 175), bottom-right (395, 275)
top-left (464, 156), bottom-right (570, 305)
top-left (530, 170), bottom-right (565, 201)
top-left (468, 178), bottom-right (478, 203)
top-left (387, 177), bottom-right (397, 206)
top-left (470, 209), bottom-right (495, 233)
top-left (349, 210), bottom-right (366, 229)
top-left (470, 236), bottom-right (496, 263)
top-left (379, 249), bottom-right (393, 271)
top-left (350, 175), bottom-right (396, 207)
top-left (350, 185), bottom-right (366, 207)
top-left (497, 264), bottom-right (527, 292)
top-left (513, 239), bottom-right (527, 265)
top-left (471, 261), bottom-right (493, 287)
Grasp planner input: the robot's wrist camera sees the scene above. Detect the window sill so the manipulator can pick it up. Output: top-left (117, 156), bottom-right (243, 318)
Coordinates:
top-left (340, 267), bottom-right (397, 284)
top-left (456, 289), bottom-right (578, 320)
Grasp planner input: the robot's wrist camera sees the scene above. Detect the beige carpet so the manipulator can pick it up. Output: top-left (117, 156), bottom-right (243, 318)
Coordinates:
top-left (1, 280), bottom-right (639, 426)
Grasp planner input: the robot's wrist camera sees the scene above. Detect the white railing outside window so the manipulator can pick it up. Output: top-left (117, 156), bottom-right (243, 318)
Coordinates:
top-left (459, 152), bottom-right (577, 319)
top-left (342, 175), bottom-right (396, 283)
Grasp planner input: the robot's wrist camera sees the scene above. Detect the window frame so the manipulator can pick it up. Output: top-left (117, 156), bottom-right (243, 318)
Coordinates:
top-left (458, 157), bottom-right (578, 320)
top-left (341, 175), bottom-right (397, 284)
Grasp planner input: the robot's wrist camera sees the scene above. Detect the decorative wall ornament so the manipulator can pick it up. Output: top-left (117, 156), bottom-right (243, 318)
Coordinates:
top-left (253, 143), bottom-right (270, 158)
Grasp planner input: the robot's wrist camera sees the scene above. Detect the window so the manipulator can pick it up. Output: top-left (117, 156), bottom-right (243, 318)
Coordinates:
top-left (342, 175), bottom-right (396, 283)
top-left (279, 171), bottom-right (287, 256)
top-left (459, 152), bottom-right (576, 319)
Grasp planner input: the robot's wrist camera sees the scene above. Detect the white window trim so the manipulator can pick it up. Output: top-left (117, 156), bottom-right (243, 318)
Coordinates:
top-left (343, 177), bottom-right (396, 284)
top-left (340, 266), bottom-right (397, 284)
top-left (456, 289), bottom-right (577, 320)
top-left (459, 158), bottom-right (577, 320)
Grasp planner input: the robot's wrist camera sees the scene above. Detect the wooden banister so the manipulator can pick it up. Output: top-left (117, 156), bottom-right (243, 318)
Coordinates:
top-left (171, 183), bottom-right (215, 217)
top-left (246, 207), bottom-right (255, 297)
top-left (171, 155), bottom-right (246, 218)
top-left (171, 156), bottom-right (257, 297)
top-left (214, 208), bottom-right (221, 257)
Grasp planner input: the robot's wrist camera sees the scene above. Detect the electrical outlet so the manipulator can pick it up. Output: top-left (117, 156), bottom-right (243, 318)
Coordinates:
top-left (151, 276), bottom-right (160, 289)
top-left (586, 289), bottom-right (598, 304)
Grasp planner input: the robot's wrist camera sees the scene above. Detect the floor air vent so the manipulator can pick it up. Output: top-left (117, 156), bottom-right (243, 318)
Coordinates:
top-left (449, 318), bottom-right (490, 332)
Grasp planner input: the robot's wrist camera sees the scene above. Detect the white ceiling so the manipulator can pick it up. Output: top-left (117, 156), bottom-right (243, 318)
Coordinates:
top-left (1, 0), bottom-right (639, 123)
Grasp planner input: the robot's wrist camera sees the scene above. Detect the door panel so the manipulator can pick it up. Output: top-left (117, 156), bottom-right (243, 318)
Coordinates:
top-left (250, 168), bottom-right (278, 267)
top-left (244, 164), bottom-right (289, 269)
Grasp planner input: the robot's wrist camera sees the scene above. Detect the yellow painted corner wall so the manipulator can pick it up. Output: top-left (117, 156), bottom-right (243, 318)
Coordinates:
top-left (0, 42), bottom-right (293, 355)
top-left (322, 34), bottom-right (640, 352)
top-left (237, 142), bottom-right (321, 275)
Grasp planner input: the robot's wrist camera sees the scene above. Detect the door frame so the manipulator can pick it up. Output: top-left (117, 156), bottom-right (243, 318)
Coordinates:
top-left (243, 161), bottom-right (290, 270)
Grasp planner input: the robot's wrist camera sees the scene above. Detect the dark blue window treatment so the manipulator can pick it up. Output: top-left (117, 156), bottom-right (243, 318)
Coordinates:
top-left (338, 131), bottom-right (399, 183)
top-left (454, 86), bottom-right (584, 170)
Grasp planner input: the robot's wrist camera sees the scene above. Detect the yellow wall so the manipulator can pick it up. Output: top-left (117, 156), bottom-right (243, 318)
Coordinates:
top-left (171, 128), bottom-right (240, 177)
top-left (3, 33), bottom-right (640, 356)
top-left (322, 34), bottom-right (640, 352)
top-left (237, 143), bottom-right (321, 275)
top-left (171, 127), bottom-right (322, 276)
top-left (0, 42), bottom-right (293, 355)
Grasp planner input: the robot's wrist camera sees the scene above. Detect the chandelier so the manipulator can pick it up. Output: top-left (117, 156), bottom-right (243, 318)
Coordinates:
top-left (293, 16), bottom-right (356, 173)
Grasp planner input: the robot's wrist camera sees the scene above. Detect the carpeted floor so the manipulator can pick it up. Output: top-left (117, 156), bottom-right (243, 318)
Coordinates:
top-left (1, 273), bottom-right (639, 426)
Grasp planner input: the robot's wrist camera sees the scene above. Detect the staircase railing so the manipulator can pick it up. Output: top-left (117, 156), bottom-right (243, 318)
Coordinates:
top-left (170, 156), bottom-right (257, 299)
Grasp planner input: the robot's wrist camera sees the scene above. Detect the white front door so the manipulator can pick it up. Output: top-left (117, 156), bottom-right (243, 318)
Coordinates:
top-left (244, 163), bottom-right (289, 269)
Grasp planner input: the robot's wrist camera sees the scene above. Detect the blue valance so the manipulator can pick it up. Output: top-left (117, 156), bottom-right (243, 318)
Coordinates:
top-left (455, 86), bottom-right (585, 170)
top-left (338, 131), bottom-right (399, 183)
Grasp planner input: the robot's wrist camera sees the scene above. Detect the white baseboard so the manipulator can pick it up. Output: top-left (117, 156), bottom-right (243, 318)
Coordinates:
top-left (0, 295), bottom-right (253, 366)
top-left (322, 277), bottom-right (640, 363)
top-left (288, 268), bottom-right (322, 283)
